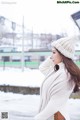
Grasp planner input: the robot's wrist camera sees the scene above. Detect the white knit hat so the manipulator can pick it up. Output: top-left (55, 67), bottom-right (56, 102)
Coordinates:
top-left (51, 36), bottom-right (78, 59)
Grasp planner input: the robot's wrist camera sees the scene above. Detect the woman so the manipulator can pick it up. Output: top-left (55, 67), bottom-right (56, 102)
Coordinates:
top-left (34, 36), bottom-right (80, 120)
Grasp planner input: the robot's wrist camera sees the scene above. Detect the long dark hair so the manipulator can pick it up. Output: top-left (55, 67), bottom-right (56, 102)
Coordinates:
top-left (57, 49), bottom-right (80, 93)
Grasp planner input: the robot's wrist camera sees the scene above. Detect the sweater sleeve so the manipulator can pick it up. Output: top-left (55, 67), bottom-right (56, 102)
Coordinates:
top-left (34, 93), bottom-right (71, 120)
top-left (39, 56), bottom-right (55, 76)
top-left (34, 97), bottom-right (59, 120)
top-left (34, 74), bottom-right (75, 120)
top-left (34, 95), bottom-right (67, 120)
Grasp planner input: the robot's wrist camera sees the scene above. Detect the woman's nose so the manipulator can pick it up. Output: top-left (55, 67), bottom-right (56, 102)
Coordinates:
top-left (50, 54), bottom-right (53, 59)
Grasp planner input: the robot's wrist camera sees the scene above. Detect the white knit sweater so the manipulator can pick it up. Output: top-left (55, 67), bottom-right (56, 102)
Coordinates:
top-left (34, 57), bottom-right (75, 120)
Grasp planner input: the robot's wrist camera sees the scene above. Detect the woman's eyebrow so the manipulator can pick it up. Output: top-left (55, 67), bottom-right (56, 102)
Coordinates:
top-left (52, 49), bottom-right (55, 52)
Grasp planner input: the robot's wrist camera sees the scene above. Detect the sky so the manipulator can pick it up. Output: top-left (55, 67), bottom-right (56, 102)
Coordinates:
top-left (0, 0), bottom-right (80, 35)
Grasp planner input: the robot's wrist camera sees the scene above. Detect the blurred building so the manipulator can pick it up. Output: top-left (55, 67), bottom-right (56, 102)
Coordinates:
top-left (0, 15), bottom-right (66, 51)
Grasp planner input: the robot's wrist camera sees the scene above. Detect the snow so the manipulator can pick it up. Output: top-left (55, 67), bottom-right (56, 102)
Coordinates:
top-left (0, 67), bottom-right (44, 87)
top-left (0, 67), bottom-right (80, 120)
top-left (0, 92), bottom-right (39, 120)
top-left (0, 92), bottom-right (80, 120)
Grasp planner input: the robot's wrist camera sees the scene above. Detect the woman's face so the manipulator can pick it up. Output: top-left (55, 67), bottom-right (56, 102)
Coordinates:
top-left (51, 48), bottom-right (63, 65)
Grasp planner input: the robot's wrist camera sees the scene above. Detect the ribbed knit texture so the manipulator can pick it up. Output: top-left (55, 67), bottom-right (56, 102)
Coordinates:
top-left (51, 36), bottom-right (77, 59)
top-left (34, 57), bottom-right (75, 120)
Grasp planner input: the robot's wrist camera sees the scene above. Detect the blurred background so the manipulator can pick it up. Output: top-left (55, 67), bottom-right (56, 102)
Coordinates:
top-left (0, 0), bottom-right (80, 70)
top-left (0, 0), bottom-right (80, 120)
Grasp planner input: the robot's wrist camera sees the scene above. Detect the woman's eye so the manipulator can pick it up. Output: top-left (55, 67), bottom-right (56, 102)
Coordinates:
top-left (53, 52), bottom-right (55, 54)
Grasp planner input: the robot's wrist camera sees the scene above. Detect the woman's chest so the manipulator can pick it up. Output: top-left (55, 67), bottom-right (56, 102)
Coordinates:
top-left (40, 69), bottom-right (67, 97)
top-left (41, 72), bottom-right (57, 96)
